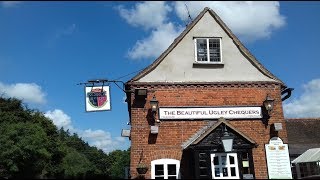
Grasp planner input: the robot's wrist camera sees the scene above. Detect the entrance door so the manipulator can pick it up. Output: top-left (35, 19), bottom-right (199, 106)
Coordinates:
top-left (211, 153), bottom-right (239, 179)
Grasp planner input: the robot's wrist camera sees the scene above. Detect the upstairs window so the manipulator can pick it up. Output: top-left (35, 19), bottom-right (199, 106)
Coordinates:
top-left (194, 38), bottom-right (222, 63)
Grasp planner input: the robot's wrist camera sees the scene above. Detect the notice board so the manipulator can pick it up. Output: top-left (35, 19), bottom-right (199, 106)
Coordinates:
top-left (265, 137), bottom-right (292, 179)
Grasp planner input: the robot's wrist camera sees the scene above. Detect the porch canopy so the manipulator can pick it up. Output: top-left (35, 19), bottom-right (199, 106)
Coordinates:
top-left (292, 148), bottom-right (320, 164)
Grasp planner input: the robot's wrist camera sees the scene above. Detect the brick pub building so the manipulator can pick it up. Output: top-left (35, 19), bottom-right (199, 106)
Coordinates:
top-left (125, 7), bottom-right (293, 179)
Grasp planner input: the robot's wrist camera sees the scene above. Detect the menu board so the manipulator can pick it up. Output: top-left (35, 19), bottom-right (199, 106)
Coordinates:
top-left (265, 137), bottom-right (292, 179)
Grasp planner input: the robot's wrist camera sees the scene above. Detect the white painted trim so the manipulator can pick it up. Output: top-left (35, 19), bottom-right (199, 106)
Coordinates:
top-left (206, 38), bottom-right (210, 61)
top-left (194, 39), bottom-right (197, 62)
top-left (85, 86), bottom-right (111, 112)
top-left (219, 38), bottom-right (223, 64)
top-left (194, 37), bottom-right (223, 64)
top-left (211, 153), bottom-right (239, 179)
top-left (151, 159), bottom-right (180, 179)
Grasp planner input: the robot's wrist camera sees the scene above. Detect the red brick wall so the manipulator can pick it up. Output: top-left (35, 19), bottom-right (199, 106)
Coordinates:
top-left (128, 82), bottom-right (288, 179)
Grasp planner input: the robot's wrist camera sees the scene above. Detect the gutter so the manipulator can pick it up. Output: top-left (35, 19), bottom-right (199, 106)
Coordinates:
top-left (281, 88), bottom-right (294, 101)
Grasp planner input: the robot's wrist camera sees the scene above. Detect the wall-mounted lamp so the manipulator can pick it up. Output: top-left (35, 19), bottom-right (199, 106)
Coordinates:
top-left (221, 124), bottom-right (234, 152)
top-left (150, 95), bottom-right (160, 123)
top-left (263, 94), bottom-right (275, 115)
top-left (150, 95), bottom-right (159, 112)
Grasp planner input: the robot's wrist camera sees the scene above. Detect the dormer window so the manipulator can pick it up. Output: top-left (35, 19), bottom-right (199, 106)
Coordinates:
top-left (194, 38), bottom-right (222, 63)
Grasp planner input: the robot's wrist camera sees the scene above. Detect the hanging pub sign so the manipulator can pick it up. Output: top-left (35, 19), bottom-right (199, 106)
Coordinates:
top-left (85, 85), bottom-right (111, 112)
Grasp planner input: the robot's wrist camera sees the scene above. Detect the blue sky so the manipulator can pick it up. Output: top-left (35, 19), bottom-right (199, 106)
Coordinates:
top-left (1, 1), bottom-right (320, 153)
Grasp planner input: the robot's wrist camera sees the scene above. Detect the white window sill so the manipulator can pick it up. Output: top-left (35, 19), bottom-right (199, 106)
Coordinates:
top-left (194, 61), bottom-right (223, 65)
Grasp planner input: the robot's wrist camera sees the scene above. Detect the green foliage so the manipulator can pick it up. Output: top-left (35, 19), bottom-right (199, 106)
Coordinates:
top-left (107, 149), bottom-right (131, 179)
top-left (0, 97), bottom-right (130, 179)
top-left (62, 147), bottom-right (93, 178)
top-left (0, 122), bottom-right (51, 178)
top-left (58, 129), bottom-right (111, 178)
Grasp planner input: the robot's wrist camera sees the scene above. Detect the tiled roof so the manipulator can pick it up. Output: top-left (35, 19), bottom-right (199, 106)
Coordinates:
top-left (181, 118), bottom-right (257, 149)
top-left (181, 121), bottom-right (216, 149)
top-left (286, 118), bottom-right (320, 155)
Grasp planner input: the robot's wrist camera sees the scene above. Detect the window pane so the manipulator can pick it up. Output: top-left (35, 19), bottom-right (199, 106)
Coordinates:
top-left (209, 39), bottom-right (220, 62)
top-left (229, 156), bottom-right (235, 164)
top-left (222, 167), bottom-right (228, 177)
top-left (197, 39), bottom-right (207, 61)
top-left (155, 165), bottom-right (164, 175)
top-left (215, 168), bottom-right (220, 177)
top-left (214, 156), bottom-right (219, 165)
top-left (155, 177), bottom-right (164, 179)
top-left (221, 156), bottom-right (226, 165)
top-left (168, 164), bottom-right (176, 175)
top-left (243, 167), bottom-right (250, 174)
top-left (231, 167), bottom-right (236, 176)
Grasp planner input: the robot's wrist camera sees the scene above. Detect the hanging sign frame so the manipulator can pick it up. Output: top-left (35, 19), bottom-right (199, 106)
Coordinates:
top-left (85, 85), bottom-right (111, 112)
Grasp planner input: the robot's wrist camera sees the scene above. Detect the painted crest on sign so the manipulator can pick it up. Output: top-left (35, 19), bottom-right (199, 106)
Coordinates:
top-left (85, 86), bottom-right (111, 112)
top-left (87, 88), bottom-right (107, 108)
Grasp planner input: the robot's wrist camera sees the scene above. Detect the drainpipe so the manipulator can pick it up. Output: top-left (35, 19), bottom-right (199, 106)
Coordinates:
top-left (281, 88), bottom-right (294, 101)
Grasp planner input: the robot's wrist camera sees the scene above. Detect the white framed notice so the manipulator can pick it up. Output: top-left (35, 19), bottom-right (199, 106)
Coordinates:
top-left (265, 137), bottom-right (292, 179)
top-left (159, 107), bottom-right (262, 120)
top-left (85, 86), bottom-right (111, 112)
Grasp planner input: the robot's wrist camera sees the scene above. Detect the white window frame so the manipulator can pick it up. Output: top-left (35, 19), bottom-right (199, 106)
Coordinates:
top-left (194, 38), bottom-right (223, 64)
top-left (211, 153), bottom-right (239, 179)
top-left (151, 158), bottom-right (180, 179)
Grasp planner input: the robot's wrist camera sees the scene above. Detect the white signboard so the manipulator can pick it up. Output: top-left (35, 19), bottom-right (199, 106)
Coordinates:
top-left (265, 137), bottom-right (292, 179)
top-left (85, 86), bottom-right (111, 112)
top-left (159, 107), bottom-right (262, 120)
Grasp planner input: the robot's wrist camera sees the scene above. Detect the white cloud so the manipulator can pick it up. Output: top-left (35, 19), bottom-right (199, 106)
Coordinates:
top-left (115, 136), bottom-right (126, 142)
top-left (0, 82), bottom-right (46, 104)
top-left (81, 129), bottom-right (126, 153)
top-left (1, 1), bottom-right (23, 8)
top-left (174, 1), bottom-right (285, 42)
top-left (127, 23), bottom-right (183, 60)
top-left (44, 109), bottom-right (126, 153)
top-left (117, 1), bottom-right (172, 30)
top-left (283, 79), bottom-right (320, 118)
top-left (117, 1), bottom-right (179, 60)
top-left (117, 1), bottom-right (286, 59)
top-left (44, 109), bottom-right (74, 131)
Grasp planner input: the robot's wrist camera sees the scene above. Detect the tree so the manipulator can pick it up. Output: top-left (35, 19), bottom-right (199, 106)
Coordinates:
top-left (0, 97), bottom-right (130, 179)
top-left (0, 122), bottom-right (51, 178)
top-left (57, 128), bottom-right (110, 178)
top-left (0, 97), bottom-right (64, 178)
top-left (62, 147), bottom-right (94, 179)
top-left (107, 149), bottom-right (130, 179)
